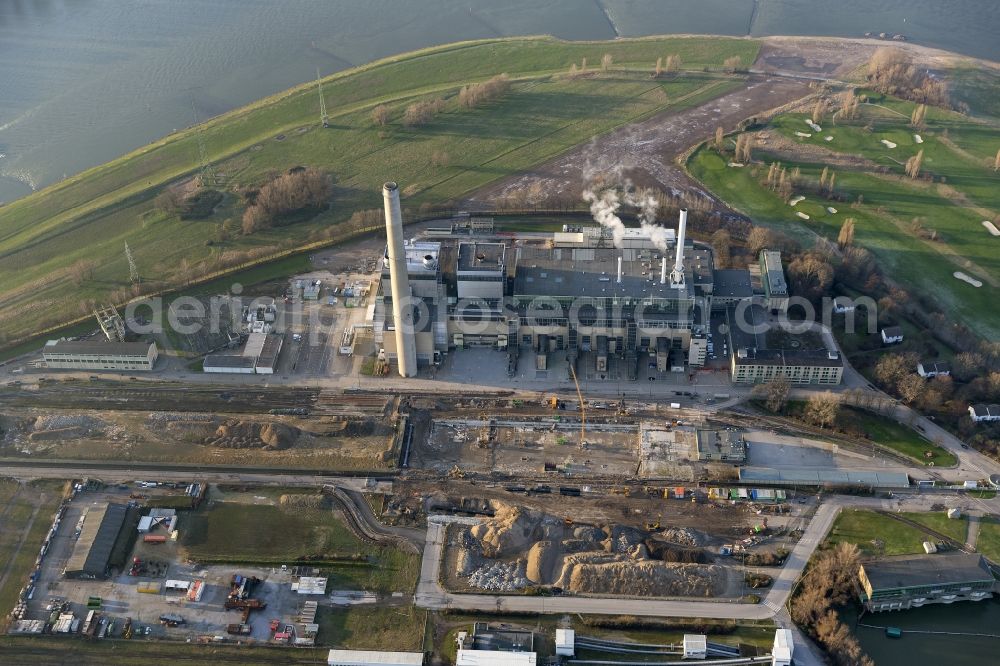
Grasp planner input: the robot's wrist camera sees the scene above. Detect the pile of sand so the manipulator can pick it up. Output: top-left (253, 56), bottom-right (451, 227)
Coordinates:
top-left (469, 504), bottom-right (538, 558)
top-left (565, 559), bottom-right (723, 597)
top-left (660, 527), bottom-right (705, 547)
top-left (526, 540), bottom-right (558, 584)
top-left (207, 420), bottom-right (300, 449)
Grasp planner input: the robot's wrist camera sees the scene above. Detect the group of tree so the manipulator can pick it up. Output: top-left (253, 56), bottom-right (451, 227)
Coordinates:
top-left (241, 167), bottom-right (332, 235)
top-left (909, 103), bottom-right (927, 128)
top-left (710, 229), bottom-right (732, 268)
top-left (763, 162), bottom-right (793, 200)
top-left (837, 90), bottom-right (860, 121)
top-left (566, 56), bottom-right (589, 78)
top-left (866, 47), bottom-right (949, 107)
top-left (458, 74), bottom-right (511, 109)
top-left (155, 185), bottom-right (224, 220)
top-left (752, 374), bottom-right (791, 413)
top-left (791, 543), bottom-right (874, 666)
top-left (371, 104), bottom-right (390, 127)
top-left (654, 54), bottom-right (682, 76)
top-left (818, 166), bottom-right (836, 197)
top-left (732, 133), bottom-right (753, 163)
top-left (786, 249), bottom-right (835, 301)
top-left (403, 97), bottom-right (446, 128)
top-left (722, 55), bottom-right (742, 73)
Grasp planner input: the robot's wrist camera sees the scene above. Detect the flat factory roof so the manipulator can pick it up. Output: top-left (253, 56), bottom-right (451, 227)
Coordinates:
top-left (513, 246), bottom-right (695, 299)
top-left (44, 339), bottom-right (154, 358)
top-left (458, 242), bottom-right (505, 273)
top-left (456, 650), bottom-right (536, 666)
top-left (861, 553), bottom-right (994, 591)
top-left (203, 354), bottom-right (257, 369)
top-left (740, 467), bottom-right (910, 489)
top-left (327, 650), bottom-right (425, 666)
top-left (713, 269), bottom-right (754, 298)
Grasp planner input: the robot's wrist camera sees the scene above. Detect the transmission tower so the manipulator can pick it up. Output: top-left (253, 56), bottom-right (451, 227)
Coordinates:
top-left (316, 68), bottom-right (330, 128)
top-left (189, 98), bottom-right (216, 186)
top-left (125, 241), bottom-right (140, 286)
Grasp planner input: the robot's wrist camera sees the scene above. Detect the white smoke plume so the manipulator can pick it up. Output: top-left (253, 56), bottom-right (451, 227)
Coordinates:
top-left (582, 187), bottom-right (627, 247)
top-left (583, 180), bottom-right (672, 251)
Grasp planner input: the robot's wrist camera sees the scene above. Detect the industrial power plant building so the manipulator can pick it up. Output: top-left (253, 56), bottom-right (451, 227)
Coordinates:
top-left (42, 339), bottom-right (158, 371)
top-left (858, 552), bottom-right (996, 612)
top-left (370, 185), bottom-right (842, 385)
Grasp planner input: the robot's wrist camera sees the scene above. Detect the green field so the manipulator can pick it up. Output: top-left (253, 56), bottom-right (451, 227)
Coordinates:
top-left (687, 90), bottom-right (1000, 339)
top-left (0, 36), bottom-right (758, 350)
top-left (978, 517), bottom-right (1000, 563)
top-left (826, 509), bottom-right (965, 556)
top-left (841, 407), bottom-right (958, 467)
top-left (179, 502), bottom-right (419, 593)
top-left (318, 605), bottom-right (427, 651)
top-left (0, 480), bottom-right (64, 626)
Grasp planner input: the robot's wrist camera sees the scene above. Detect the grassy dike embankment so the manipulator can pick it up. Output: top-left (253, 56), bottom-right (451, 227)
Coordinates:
top-left (0, 35), bottom-right (759, 353)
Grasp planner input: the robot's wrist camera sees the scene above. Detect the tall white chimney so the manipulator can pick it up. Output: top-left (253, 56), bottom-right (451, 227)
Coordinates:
top-left (382, 182), bottom-right (417, 378)
top-left (617, 256), bottom-right (623, 284)
top-left (660, 257), bottom-right (667, 284)
top-left (669, 208), bottom-right (688, 288)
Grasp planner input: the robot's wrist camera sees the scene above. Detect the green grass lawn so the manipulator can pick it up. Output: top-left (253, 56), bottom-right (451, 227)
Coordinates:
top-left (900, 511), bottom-right (968, 544)
top-left (0, 36), bottom-right (758, 351)
top-left (0, 481), bottom-right (64, 627)
top-left (841, 407), bottom-right (958, 467)
top-left (687, 89), bottom-right (1000, 340)
top-left (977, 517), bottom-right (1000, 563)
top-left (317, 605), bottom-right (427, 650)
top-left (179, 502), bottom-right (419, 593)
top-left (826, 509), bottom-right (959, 556)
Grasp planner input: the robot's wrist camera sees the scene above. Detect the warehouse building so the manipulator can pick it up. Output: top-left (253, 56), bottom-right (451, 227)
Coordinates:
top-left (327, 651), bottom-right (424, 666)
top-left (203, 332), bottom-right (283, 374)
top-left (42, 339), bottom-right (158, 371)
top-left (858, 552), bottom-right (996, 612)
top-left (64, 502), bottom-right (128, 579)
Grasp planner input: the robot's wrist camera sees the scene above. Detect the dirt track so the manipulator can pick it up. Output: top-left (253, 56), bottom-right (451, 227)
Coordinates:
top-left (466, 75), bottom-right (811, 212)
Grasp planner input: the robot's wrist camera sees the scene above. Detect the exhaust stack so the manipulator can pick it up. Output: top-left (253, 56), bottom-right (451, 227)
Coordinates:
top-left (617, 256), bottom-right (623, 284)
top-left (382, 182), bottom-right (417, 378)
top-left (660, 257), bottom-right (667, 284)
top-left (669, 208), bottom-right (688, 288)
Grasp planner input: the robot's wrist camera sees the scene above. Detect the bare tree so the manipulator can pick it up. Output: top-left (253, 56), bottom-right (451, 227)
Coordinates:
top-left (654, 57), bottom-right (663, 77)
top-left (812, 98), bottom-right (827, 124)
top-left (371, 104), bottom-right (389, 127)
top-left (905, 149), bottom-right (924, 179)
top-left (765, 375), bottom-right (791, 413)
top-left (875, 353), bottom-right (913, 388)
top-left (664, 54), bottom-right (681, 73)
top-left (715, 126), bottom-right (725, 150)
top-left (711, 229), bottom-right (731, 268)
top-left (723, 55), bottom-right (742, 72)
top-left (805, 391), bottom-right (841, 428)
top-left (837, 218), bottom-right (856, 248)
top-left (897, 373), bottom-right (926, 405)
top-left (994, 147), bottom-right (1000, 171)
top-left (746, 226), bottom-right (775, 256)
top-left (819, 166), bottom-right (829, 190)
top-left (601, 53), bottom-right (613, 71)
top-left (458, 74), bottom-right (511, 109)
top-left (403, 98), bottom-right (446, 127)
top-left (910, 103), bottom-right (927, 128)
top-left (787, 252), bottom-right (834, 301)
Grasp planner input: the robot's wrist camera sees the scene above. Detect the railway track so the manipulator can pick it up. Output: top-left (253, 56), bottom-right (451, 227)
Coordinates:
top-left (0, 457), bottom-right (394, 479)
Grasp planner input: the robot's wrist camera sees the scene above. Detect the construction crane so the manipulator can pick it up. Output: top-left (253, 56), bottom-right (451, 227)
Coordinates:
top-left (316, 68), bottom-right (330, 128)
top-left (568, 363), bottom-right (586, 450)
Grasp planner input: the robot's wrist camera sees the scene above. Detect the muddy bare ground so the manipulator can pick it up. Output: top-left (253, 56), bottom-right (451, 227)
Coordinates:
top-left (465, 75), bottom-right (811, 212)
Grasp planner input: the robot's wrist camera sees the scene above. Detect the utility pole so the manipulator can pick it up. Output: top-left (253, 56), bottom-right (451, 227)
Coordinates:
top-left (124, 242), bottom-right (140, 286)
top-left (189, 98), bottom-right (216, 186)
top-left (316, 68), bottom-right (329, 128)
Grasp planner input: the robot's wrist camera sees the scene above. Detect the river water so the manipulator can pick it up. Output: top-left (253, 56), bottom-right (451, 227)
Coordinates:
top-left (847, 600), bottom-right (1000, 665)
top-left (1, 0), bottom-right (999, 204)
